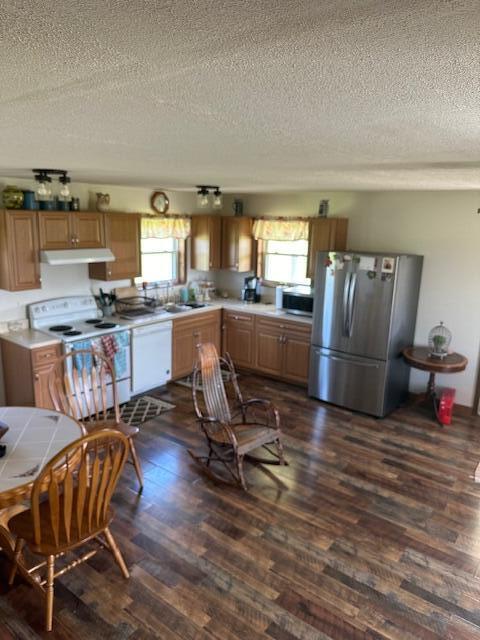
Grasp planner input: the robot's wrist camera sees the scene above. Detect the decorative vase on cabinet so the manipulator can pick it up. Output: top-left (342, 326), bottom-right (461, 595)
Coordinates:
top-left (2, 185), bottom-right (24, 209)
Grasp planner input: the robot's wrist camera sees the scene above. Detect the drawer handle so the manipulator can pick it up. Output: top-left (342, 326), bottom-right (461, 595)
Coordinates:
top-left (34, 374), bottom-right (39, 381)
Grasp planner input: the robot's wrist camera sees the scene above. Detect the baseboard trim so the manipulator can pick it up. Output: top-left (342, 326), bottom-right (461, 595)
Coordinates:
top-left (408, 392), bottom-right (474, 418)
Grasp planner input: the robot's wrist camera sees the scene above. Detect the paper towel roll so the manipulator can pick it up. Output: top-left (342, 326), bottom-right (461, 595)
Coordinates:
top-left (275, 286), bottom-right (284, 310)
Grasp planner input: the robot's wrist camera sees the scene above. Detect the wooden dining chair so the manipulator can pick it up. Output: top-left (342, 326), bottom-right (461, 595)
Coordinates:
top-left (8, 429), bottom-right (129, 632)
top-left (48, 349), bottom-right (143, 490)
top-left (190, 342), bottom-right (287, 490)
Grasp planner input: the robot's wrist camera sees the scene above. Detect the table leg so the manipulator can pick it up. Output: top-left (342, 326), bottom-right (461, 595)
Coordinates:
top-left (426, 372), bottom-right (436, 398)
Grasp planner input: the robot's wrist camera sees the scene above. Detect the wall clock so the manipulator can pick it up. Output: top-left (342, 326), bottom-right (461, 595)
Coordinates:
top-left (150, 190), bottom-right (170, 215)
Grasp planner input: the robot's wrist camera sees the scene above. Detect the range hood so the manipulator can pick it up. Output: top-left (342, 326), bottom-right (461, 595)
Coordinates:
top-left (40, 248), bottom-right (115, 266)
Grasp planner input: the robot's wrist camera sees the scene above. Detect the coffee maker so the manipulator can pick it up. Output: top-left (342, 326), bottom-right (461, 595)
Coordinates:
top-left (242, 276), bottom-right (261, 303)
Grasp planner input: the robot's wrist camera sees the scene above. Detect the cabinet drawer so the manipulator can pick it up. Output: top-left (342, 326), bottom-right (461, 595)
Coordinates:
top-left (31, 345), bottom-right (61, 368)
top-left (223, 310), bottom-right (254, 325)
top-left (256, 316), bottom-right (312, 336)
top-left (173, 310), bottom-right (220, 333)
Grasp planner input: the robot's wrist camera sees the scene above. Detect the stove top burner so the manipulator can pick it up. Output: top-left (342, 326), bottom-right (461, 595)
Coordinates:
top-left (85, 318), bottom-right (101, 324)
top-left (94, 322), bottom-right (117, 329)
top-left (63, 330), bottom-right (82, 337)
top-left (49, 325), bottom-right (73, 332)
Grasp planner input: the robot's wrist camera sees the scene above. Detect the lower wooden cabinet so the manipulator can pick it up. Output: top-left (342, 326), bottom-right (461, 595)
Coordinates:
top-left (222, 310), bottom-right (255, 369)
top-left (172, 310), bottom-right (221, 379)
top-left (1, 340), bottom-right (62, 409)
top-left (255, 317), bottom-right (311, 385)
top-left (221, 310), bottom-right (312, 386)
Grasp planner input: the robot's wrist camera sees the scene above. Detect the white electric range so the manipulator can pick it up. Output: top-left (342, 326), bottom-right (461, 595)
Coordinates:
top-left (28, 296), bottom-right (131, 405)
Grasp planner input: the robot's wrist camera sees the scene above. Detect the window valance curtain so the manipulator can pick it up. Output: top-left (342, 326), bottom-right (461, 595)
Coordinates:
top-left (252, 218), bottom-right (309, 241)
top-left (141, 216), bottom-right (191, 240)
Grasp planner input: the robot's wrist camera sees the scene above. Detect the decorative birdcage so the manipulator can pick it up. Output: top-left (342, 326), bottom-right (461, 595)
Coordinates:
top-left (428, 321), bottom-right (451, 359)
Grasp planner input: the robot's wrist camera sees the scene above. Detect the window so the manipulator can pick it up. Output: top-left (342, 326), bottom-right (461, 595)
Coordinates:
top-left (136, 236), bottom-right (186, 284)
top-left (260, 239), bottom-right (311, 286)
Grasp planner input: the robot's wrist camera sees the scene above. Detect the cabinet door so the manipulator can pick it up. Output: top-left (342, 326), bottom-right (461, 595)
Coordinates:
top-left (307, 218), bottom-right (348, 278)
top-left (89, 213), bottom-right (140, 280)
top-left (32, 344), bottom-right (62, 409)
top-left (172, 328), bottom-right (195, 379)
top-left (172, 310), bottom-right (221, 378)
top-left (221, 218), bottom-right (252, 272)
top-left (191, 216), bottom-right (221, 271)
top-left (255, 320), bottom-right (283, 376)
top-left (5, 211), bottom-right (41, 291)
top-left (223, 312), bottom-right (254, 368)
top-left (197, 317), bottom-right (221, 353)
top-left (38, 212), bottom-right (72, 249)
top-left (282, 330), bottom-right (311, 384)
top-left (74, 212), bottom-right (105, 248)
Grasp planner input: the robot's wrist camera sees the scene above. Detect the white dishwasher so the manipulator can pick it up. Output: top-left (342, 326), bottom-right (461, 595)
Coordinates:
top-left (131, 321), bottom-right (173, 395)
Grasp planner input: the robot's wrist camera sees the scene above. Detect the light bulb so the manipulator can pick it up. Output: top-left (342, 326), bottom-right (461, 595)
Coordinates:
top-left (197, 189), bottom-right (209, 208)
top-left (36, 182), bottom-right (48, 200)
top-left (212, 189), bottom-right (222, 208)
top-left (59, 183), bottom-right (70, 200)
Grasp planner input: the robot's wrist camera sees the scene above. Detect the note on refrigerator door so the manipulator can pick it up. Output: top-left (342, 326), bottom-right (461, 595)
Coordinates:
top-left (381, 257), bottom-right (395, 274)
top-left (358, 256), bottom-right (376, 271)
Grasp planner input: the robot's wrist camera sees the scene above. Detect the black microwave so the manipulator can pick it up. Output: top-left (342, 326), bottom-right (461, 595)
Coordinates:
top-left (282, 286), bottom-right (314, 317)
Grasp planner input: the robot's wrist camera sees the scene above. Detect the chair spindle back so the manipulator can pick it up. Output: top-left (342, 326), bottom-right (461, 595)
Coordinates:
top-left (30, 430), bottom-right (128, 547)
top-left (48, 349), bottom-right (120, 424)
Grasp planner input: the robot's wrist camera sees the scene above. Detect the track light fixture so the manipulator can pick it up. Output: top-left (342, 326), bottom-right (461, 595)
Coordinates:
top-left (32, 169), bottom-right (72, 202)
top-left (196, 185), bottom-right (223, 209)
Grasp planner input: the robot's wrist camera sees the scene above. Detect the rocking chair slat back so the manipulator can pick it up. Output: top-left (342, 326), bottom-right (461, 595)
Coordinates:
top-left (196, 343), bottom-right (232, 424)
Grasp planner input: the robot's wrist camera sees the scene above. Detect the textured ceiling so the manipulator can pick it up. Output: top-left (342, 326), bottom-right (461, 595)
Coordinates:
top-left (1, 0), bottom-right (479, 191)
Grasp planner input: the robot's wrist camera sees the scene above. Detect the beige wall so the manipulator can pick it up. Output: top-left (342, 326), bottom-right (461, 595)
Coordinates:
top-left (234, 190), bottom-right (480, 408)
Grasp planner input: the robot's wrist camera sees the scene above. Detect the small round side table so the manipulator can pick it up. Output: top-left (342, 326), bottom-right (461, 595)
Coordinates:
top-left (402, 346), bottom-right (468, 421)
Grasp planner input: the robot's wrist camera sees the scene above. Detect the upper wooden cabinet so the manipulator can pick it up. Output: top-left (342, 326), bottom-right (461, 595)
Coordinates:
top-left (89, 213), bottom-right (141, 281)
top-left (0, 210), bottom-right (41, 291)
top-left (39, 211), bottom-right (105, 250)
top-left (307, 217), bottom-right (348, 278)
top-left (190, 215), bottom-right (222, 271)
top-left (221, 217), bottom-right (253, 272)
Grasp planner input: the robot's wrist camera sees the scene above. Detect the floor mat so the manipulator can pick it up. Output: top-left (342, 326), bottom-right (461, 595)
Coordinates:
top-left (115, 395), bottom-right (175, 427)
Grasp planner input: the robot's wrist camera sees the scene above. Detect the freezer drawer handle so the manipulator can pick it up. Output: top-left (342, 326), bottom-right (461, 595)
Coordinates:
top-left (321, 353), bottom-right (380, 368)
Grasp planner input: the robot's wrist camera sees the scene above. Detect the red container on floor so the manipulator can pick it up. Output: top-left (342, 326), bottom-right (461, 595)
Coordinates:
top-left (437, 387), bottom-right (456, 425)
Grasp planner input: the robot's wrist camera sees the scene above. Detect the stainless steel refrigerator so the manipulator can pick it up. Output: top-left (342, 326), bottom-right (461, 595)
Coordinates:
top-left (308, 251), bottom-right (423, 417)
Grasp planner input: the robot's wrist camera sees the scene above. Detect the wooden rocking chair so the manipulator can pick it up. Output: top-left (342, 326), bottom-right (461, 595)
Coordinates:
top-left (190, 342), bottom-right (287, 490)
top-left (48, 349), bottom-right (144, 491)
top-left (8, 430), bottom-right (129, 631)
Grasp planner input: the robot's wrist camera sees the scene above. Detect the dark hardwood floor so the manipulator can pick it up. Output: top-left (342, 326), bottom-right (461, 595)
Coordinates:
top-left (2, 374), bottom-right (480, 639)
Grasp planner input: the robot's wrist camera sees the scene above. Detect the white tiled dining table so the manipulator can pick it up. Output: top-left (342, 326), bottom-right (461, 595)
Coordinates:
top-left (0, 406), bottom-right (84, 555)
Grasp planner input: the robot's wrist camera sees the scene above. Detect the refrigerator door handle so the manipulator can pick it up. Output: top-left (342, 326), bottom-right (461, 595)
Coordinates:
top-left (347, 272), bottom-right (358, 337)
top-left (322, 352), bottom-right (380, 368)
top-left (342, 272), bottom-right (352, 336)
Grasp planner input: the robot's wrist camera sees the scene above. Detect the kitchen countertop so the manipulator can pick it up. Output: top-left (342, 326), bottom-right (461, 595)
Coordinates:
top-left (0, 329), bottom-right (61, 350)
top-left (110, 299), bottom-right (313, 329)
top-left (0, 300), bottom-right (312, 349)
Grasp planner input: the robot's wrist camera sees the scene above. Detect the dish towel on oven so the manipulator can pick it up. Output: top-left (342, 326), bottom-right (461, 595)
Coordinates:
top-left (102, 331), bottom-right (129, 379)
top-left (72, 340), bottom-right (94, 372)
